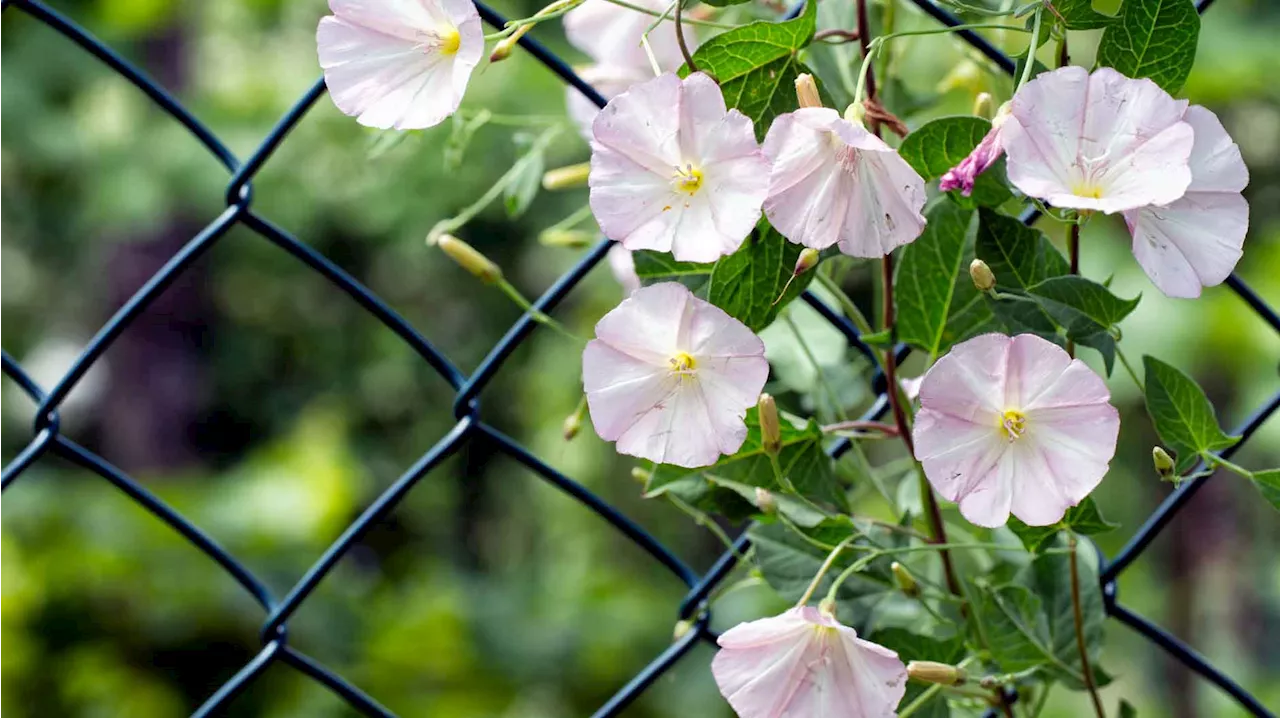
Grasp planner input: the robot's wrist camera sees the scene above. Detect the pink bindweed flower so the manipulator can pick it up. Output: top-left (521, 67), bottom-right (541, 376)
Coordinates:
top-left (762, 108), bottom-right (927, 257)
top-left (912, 333), bottom-right (1119, 528)
top-left (939, 102), bottom-right (1012, 196)
top-left (589, 73), bottom-right (771, 263)
top-left (1001, 66), bottom-right (1195, 214)
top-left (316, 0), bottom-right (483, 130)
top-left (712, 606), bottom-right (907, 718)
top-left (564, 0), bottom-right (695, 72)
top-left (582, 282), bottom-right (768, 468)
top-left (1123, 105), bottom-right (1250, 298)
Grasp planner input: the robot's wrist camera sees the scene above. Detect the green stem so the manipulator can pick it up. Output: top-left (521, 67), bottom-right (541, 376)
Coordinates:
top-left (666, 493), bottom-right (746, 559)
top-left (1114, 345), bottom-right (1143, 390)
top-left (783, 312), bottom-right (850, 422)
top-left (601, 0), bottom-right (736, 28)
top-left (484, 0), bottom-right (590, 40)
top-left (495, 278), bottom-right (584, 344)
top-left (427, 126), bottom-right (562, 243)
top-left (796, 537), bottom-right (856, 607)
top-left (1030, 682), bottom-right (1053, 717)
top-left (815, 270), bottom-right (876, 336)
top-left (768, 452), bottom-right (801, 495)
top-left (1015, 7), bottom-right (1043, 92)
top-left (1204, 452), bottom-right (1254, 480)
top-left (542, 204), bottom-right (595, 236)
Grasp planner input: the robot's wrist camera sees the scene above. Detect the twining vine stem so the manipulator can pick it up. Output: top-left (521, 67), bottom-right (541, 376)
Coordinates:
top-left (674, 0), bottom-right (698, 74)
top-left (1069, 531), bottom-right (1107, 717)
top-left (857, 0), bottom-right (962, 600)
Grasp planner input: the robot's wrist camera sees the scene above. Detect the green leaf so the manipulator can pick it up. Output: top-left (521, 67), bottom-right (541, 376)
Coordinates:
top-left (898, 117), bottom-right (1013, 208)
top-left (1250, 469), bottom-right (1280, 514)
top-left (1097, 0), bottom-right (1200, 94)
top-left (869, 628), bottom-right (965, 664)
top-left (442, 109), bottom-right (491, 171)
top-left (750, 519), bottom-right (911, 633)
top-left (1021, 538), bottom-right (1106, 689)
top-left (1119, 699), bottom-right (1138, 718)
top-left (701, 0), bottom-right (752, 7)
top-left (975, 209), bottom-right (1069, 290)
top-left (1142, 356), bottom-right (1239, 473)
top-left (707, 222), bottom-right (816, 331)
top-left (502, 128), bottom-right (558, 218)
top-left (1051, 0), bottom-right (1115, 30)
top-left (973, 583), bottom-right (1054, 673)
top-left (681, 0), bottom-right (817, 140)
top-left (645, 407), bottom-right (845, 513)
top-left (1007, 497), bottom-right (1119, 553)
top-left (870, 628), bottom-right (964, 718)
top-left (895, 202), bottom-right (976, 359)
top-left (631, 251), bottom-right (713, 293)
top-left (1024, 275), bottom-right (1140, 375)
top-left (1028, 276), bottom-right (1140, 332)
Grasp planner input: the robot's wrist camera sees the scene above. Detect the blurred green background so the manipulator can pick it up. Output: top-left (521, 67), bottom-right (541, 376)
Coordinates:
top-left (2, 0), bottom-right (1278, 716)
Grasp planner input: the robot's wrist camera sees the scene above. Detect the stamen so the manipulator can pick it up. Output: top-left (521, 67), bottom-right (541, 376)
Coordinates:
top-left (998, 409), bottom-right (1027, 441)
top-left (669, 351), bottom-right (697, 376)
top-left (672, 165), bottom-right (704, 196)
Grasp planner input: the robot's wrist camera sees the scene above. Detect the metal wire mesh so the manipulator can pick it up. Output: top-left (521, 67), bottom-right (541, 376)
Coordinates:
top-left (1, 0), bottom-right (1277, 716)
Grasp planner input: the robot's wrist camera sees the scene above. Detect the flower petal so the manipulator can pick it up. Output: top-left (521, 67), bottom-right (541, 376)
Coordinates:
top-left (317, 0), bottom-right (481, 130)
top-left (713, 608), bottom-right (906, 718)
top-left (1122, 105), bottom-right (1249, 298)
top-left (1003, 66), bottom-right (1194, 213)
top-left (763, 108), bottom-right (926, 256)
top-left (590, 73), bottom-right (766, 262)
top-left (1126, 192), bottom-right (1248, 298)
top-left (916, 332), bottom-right (1008, 424)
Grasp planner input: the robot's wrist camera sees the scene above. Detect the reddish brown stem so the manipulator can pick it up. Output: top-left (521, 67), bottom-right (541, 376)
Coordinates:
top-left (821, 420), bottom-right (899, 436)
top-left (1067, 222), bottom-right (1080, 358)
top-left (880, 253), bottom-right (962, 598)
top-left (1069, 532), bottom-right (1107, 717)
top-left (814, 28), bottom-right (860, 43)
top-left (855, 0), bottom-right (877, 101)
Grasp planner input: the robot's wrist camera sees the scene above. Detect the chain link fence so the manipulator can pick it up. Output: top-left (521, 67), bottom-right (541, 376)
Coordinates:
top-left (1, 0), bottom-right (1277, 715)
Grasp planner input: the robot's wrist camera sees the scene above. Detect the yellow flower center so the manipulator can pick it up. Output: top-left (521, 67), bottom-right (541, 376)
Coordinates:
top-left (998, 409), bottom-right (1027, 441)
top-left (439, 28), bottom-right (462, 55)
top-left (420, 27), bottom-right (462, 55)
top-left (672, 165), bottom-right (704, 196)
top-left (1070, 181), bottom-right (1104, 199)
top-left (669, 351), bottom-right (697, 375)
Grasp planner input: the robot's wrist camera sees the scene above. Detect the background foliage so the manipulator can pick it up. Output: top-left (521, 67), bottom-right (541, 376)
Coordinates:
top-left (3, 0), bottom-right (1279, 716)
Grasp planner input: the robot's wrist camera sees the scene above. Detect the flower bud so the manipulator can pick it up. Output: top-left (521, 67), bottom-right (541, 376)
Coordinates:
top-left (891, 561), bottom-right (920, 598)
top-left (438, 235), bottom-right (502, 284)
top-left (969, 258), bottom-right (996, 292)
top-left (631, 467), bottom-right (652, 484)
top-left (1153, 446), bottom-right (1176, 481)
top-left (542, 162), bottom-right (591, 191)
top-left (758, 393), bottom-right (782, 456)
top-left (972, 91), bottom-right (994, 119)
top-left (794, 247), bottom-right (821, 276)
top-left (539, 229), bottom-right (595, 248)
top-left (672, 619), bottom-right (694, 641)
top-left (562, 412), bottom-right (582, 442)
top-left (489, 25), bottom-right (531, 63)
top-left (754, 487), bottom-right (777, 515)
top-left (907, 661), bottom-right (967, 686)
top-left (795, 73), bottom-right (823, 109)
